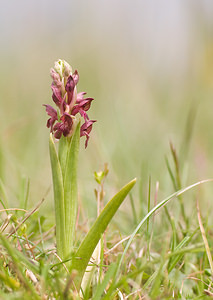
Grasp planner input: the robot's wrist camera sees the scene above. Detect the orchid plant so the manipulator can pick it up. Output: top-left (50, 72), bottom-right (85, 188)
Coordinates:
top-left (44, 59), bottom-right (136, 291)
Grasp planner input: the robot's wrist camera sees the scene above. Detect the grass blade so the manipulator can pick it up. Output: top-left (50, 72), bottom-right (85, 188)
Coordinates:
top-left (167, 235), bottom-right (190, 273)
top-left (93, 263), bottom-right (117, 300)
top-left (197, 198), bottom-right (213, 274)
top-left (0, 179), bottom-right (9, 210)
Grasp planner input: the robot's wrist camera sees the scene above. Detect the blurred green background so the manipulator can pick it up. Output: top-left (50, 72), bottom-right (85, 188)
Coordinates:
top-left (0, 1), bottom-right (213, 224)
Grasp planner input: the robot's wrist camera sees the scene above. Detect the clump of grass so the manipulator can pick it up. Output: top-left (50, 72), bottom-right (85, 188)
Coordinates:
top-left (1, 146), bottom-right (213, 299)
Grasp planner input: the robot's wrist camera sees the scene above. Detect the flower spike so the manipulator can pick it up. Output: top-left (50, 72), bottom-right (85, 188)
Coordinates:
top-left (44, 59), bottom-right (96, 147)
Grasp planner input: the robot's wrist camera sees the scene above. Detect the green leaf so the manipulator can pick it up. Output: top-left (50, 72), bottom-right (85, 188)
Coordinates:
top-left (69, 178), bottom-right (137, 289)
top-left (168, 236), bottom-right (190, 273)
top-left (63, 122), bottom-right (80, 257)
top-left (49, 134), bottom-right (66, 259)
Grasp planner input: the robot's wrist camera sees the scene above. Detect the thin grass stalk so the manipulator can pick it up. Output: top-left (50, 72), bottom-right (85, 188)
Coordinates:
top-left (146, 176), bottom-right (151, 234)
top-left (148, 181), bottom-right (159, 255)
top-left (170, 142), bottom-right (188, 228)
top-left (0, 179), bottom-right (9, 210)
top-left (197, 197), bottom-right (213, 275)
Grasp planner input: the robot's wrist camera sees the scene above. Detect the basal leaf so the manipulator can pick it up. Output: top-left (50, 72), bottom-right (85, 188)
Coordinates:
top-left (63, 122), bottom-right (80, 257)
top-left (69, 178), bottom-right (137, 289)
top-left (58, 135), bottom-right (69, 181)
top-left (49, 134), bottom-right (66, 259)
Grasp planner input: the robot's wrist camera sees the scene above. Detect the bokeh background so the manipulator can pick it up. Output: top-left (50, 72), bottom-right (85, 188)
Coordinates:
top-left (1, 0), bottom-right (213, 225)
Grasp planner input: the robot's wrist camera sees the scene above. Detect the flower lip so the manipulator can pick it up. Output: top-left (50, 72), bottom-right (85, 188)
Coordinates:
top-left (71, 98), bottom-right (94, 120)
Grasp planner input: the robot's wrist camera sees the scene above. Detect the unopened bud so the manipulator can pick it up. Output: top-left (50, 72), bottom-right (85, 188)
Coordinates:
top-left (54, 59), bottom-right (64, 78)
top-left (54, 59), bottom-right (72, 79)
top-left (63, 60), bottom-right (72, 78)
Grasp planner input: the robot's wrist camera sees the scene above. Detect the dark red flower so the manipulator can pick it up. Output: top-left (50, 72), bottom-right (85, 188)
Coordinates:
top-left (44, 105), bottom-right (58, 131)
top-left (80, 120), bottom-right (96, 148)
top-left (53, 113), bottom-right (73, 139)
top-left (72, 97), bottom-right (94, 121)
